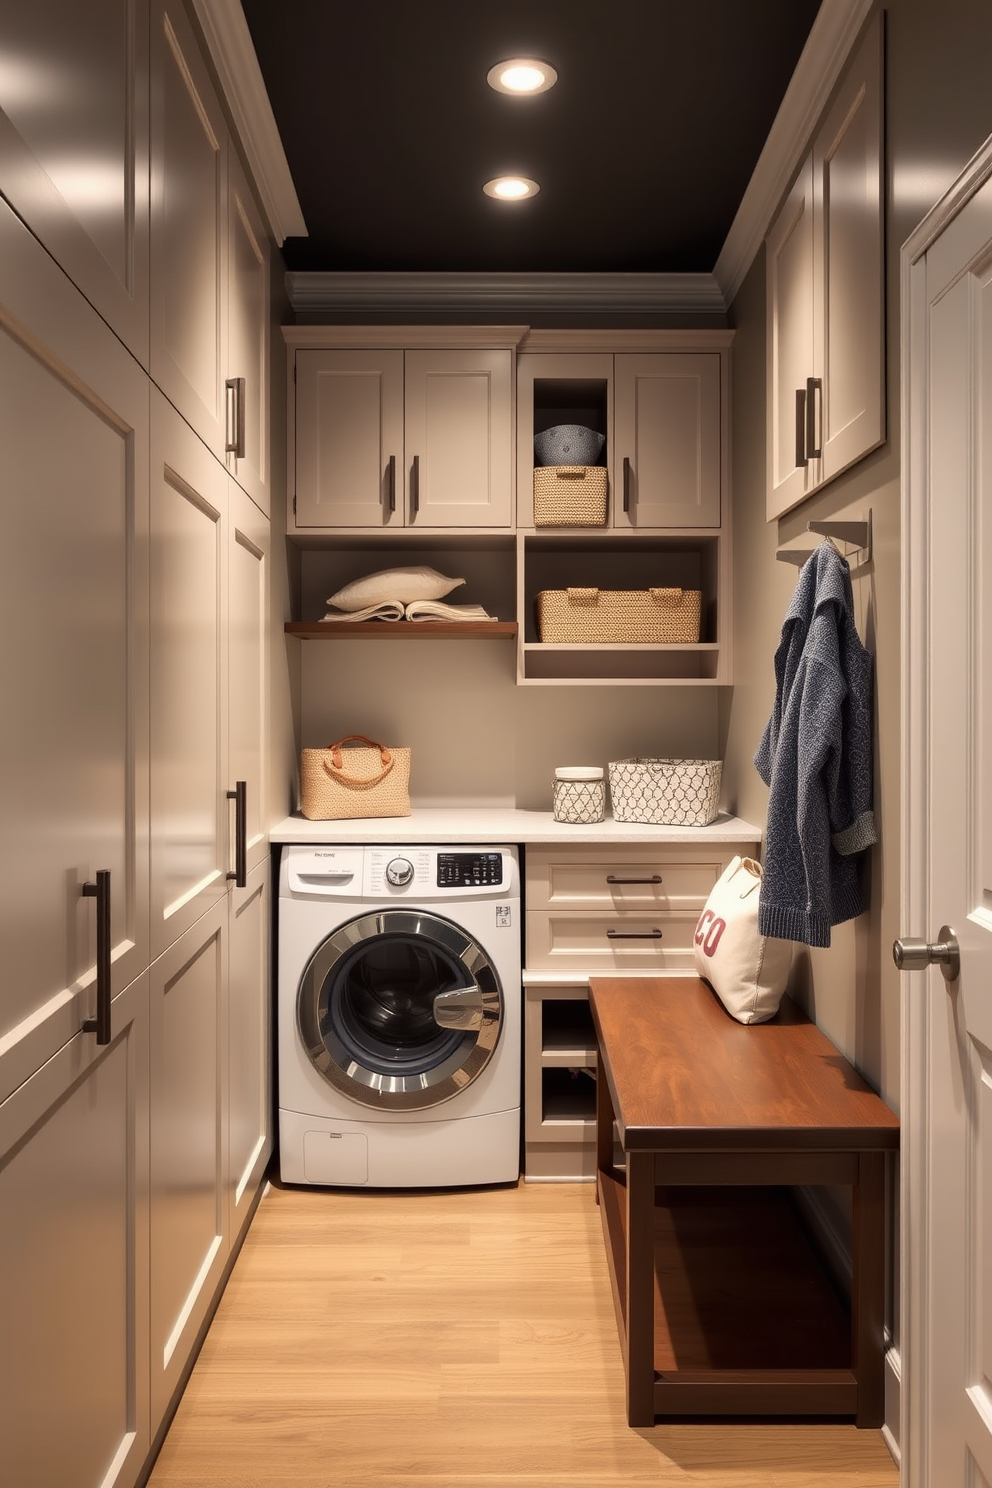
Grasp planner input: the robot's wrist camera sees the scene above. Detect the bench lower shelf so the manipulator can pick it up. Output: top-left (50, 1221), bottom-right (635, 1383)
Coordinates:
top-left (598, 1172), bottom-right (857, 1415)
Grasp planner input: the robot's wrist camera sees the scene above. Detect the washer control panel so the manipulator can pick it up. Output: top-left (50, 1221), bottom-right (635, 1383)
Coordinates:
top-left (384, 856), bottom-right (415, 887)
top-left (436, 852), bottom-right (504, 889)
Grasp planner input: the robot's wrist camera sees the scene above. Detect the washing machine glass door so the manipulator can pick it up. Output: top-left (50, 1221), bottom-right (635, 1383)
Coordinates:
top-left (297, 909), bottom-right (504, 1110)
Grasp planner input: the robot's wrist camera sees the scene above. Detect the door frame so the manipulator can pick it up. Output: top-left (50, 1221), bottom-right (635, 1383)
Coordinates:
top-left (900, 130), bottom-right (992, 1487)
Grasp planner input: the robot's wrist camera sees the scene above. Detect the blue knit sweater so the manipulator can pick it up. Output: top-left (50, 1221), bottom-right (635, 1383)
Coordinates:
top-left (754, 542), bottom-right (877, 947)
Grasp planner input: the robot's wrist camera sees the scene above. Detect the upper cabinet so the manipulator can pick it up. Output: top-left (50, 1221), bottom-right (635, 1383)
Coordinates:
top-left (150, 0), bottom-right (270, 512)
top-left (766, 11), bottom-right (884, 519)
top-left (0, 0), bottom-right (150, 363)
top-left (288, 330), bottom-right (522, 531)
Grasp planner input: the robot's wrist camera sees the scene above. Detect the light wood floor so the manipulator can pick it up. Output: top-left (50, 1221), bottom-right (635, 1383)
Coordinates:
top-left (147, 1178), bottom-right (899, 1488)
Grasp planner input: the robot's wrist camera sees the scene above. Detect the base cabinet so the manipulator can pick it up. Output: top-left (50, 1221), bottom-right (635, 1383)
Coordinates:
top-left (523, 840), bottom-right (758, 1180)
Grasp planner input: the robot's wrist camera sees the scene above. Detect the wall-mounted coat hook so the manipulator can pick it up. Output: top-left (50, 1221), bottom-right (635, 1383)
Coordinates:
top-left (775, 509), bottom-right (872, 567)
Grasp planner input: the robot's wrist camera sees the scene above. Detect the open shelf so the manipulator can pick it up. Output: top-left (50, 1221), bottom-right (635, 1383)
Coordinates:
top-left (286, 620), bottom-right (517, 639)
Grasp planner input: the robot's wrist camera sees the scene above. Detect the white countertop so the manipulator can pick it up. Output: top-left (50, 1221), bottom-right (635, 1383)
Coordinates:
top-left (269, 808), bottom-right (762, 846)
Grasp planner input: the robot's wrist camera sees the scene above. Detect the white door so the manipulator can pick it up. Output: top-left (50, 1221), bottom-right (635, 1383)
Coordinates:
top-left (613, 353), bottom-right (721, 528)
top-left (903, 150), bottom-right (992, 1486)
top-left (228, 478), bottom-right (269, 879)
top-left (766, 155), bottom-right (816, 518)
top-left (0, 199), bottom-right (149, 1103)
top-left (404, 348), bottom-right (513, 527)
top-left (227, 860), bottom-right (271, 1240)
top-left (227, 150), bottom-right (270, 514)
top-left (293, 348), bottom-right (404, 528)
top-left (149, 392), bottom-right (228, 960)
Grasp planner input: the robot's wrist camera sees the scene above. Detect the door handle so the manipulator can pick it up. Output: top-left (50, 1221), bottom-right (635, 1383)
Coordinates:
top-left (82, 869), bottom-right (112, 1045)
top-left (386, 454), bottom-right (396, 512)
top-left (893, 925), bottom-right (959, 983)
top-left (622, 455), bottom-right (632, 513)
top-left (411, 453), bottom-right (420, 517)
top-left (433, 986), bottom-right (483, 1031)
top-left (606, 875), bottom-right (663, 885)
top-left (225, 376), bottom-right (246, 458)
top-left (227, 781), bottom-right (247, 888)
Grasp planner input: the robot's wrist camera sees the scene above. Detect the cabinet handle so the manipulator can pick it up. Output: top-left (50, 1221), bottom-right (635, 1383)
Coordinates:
top-left (227, 781), bottom-right (247, 888)
top-left (606, 875), bottom-right (663, 885)
top-left (606, 928), bottom-right (663, 940)
top-left (795, 387), bottom-right (808, 468)
top-left (386, 454), bottom-right (396, 512)
top-left (411, 453), bottom-right (420, 517)
top-left (805, 375), bottom-right (822, 459)
top-left (622, 455), bottom-right (632, 513)
top-left (82, 870), bottom-right (112, 1045)
top-left (225, 377), bottom-right (246, 458)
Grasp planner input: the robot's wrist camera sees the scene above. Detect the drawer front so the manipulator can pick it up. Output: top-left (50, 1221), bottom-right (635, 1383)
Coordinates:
top-left (529, 856), bottom-right (723, 912)
top-left (525, 910), bottom-right (700, 971)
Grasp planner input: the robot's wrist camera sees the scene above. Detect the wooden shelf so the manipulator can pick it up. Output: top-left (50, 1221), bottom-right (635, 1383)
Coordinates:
top-left (285, 620), bottom-right (518, 639)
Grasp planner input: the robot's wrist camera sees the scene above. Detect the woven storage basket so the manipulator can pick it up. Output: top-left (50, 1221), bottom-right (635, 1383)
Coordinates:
top-left (533, 466), bottom-right (608, 526)
top-left (608, 757), bottom-right (722, 826)
top-left (535, 586), bottom-right (701, 644)
top-left (300, 735), bottom-right (411, 820)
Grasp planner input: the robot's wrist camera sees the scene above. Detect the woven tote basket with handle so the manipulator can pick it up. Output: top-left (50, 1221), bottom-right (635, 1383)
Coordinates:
top-left (533, 466), bottom-right (609, 526)
top-left (608, 757), bottom-right (722, 826)
top-left (300, 734), bottom-right (412, 820)
top-left (535, 586), bottom-right (701, 644)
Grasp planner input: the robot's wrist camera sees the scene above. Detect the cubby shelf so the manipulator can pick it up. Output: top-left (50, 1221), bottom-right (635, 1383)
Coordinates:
top-left (285, 620), bottom-right (517, 639)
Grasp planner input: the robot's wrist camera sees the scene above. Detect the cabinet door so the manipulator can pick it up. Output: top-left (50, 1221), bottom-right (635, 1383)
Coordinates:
top-left (228, 860), bottom-right (271, 1241)
top-left (0, 0), bottom-right (150, 363)
top-left (814, 11), bottom-right (884, 485)
top-left (150, 0), bottom-right (228, 457)
top-left (228, 480), bottom-right (269, 878)
top-left (293, 349), bottom-right (404, 528)
top-left (0, 973), bottom-right (150, 1488)
top-left (149, 393), bottom-right (229, 959)
top-left (149, 901), bottom-right (229, 1425)
top-left (404, 349), bottom-right (513, 527)
top-left (227, 149), bottom-right (271, 514)
top-left (766, 156), bottom-right (816, 519)
top-left (614, 354), bottom-right (721, 527)
top-left (0, 201), bottom-right (149, 1107)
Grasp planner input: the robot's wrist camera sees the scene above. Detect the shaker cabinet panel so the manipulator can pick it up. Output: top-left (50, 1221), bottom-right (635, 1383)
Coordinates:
top-left (0, 973), bottom-right (150, 1488)
top-left (0, 201), bottom-right (149, 1106)
top-left (0, 0), bottom-right (150, 363)
top-left (149, 903), bottom-right (229, 1425)
top-left (227, 861), bottom-right (271, 1240)
top-left (614, 354), bottom-right (721, 528)
top-left (149, 393), bottom-right (229, 960)
top-left (294, 349), bottom-right (405, 527)
top-left (150, 0), bottom-right (228, 455)
top-left (228, 480), bottom-right (269, 878)
top-left (226, 149), bottom-right (271, 513)
top-left (404, 348), bottom-right (513, 527)
top-left (766, 12), bottom-right (883, 518)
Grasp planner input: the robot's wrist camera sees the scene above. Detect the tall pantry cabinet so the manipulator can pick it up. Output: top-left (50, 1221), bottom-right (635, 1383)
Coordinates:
top-left (0, 3), bottom-right (273, 1484)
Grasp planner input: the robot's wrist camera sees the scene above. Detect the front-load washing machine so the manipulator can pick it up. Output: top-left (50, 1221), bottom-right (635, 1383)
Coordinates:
top-left (278, 843), bottom-right (521, 1187)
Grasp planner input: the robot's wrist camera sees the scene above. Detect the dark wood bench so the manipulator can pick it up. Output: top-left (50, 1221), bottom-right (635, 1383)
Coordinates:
top-left (588, 975), bottom-right (899, 1427)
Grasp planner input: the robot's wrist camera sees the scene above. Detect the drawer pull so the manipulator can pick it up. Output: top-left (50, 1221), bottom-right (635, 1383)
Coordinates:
top-left (607, 928), bottom-right (663, 940)
top-left (606, 875), bottom-right (663, 885)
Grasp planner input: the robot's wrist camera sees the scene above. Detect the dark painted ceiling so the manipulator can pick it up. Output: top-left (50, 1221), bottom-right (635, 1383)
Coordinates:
top-left (241, 0), bottom-right (822, 275)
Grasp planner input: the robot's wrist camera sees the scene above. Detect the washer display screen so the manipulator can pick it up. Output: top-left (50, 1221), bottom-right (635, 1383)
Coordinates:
top-left (436, 852), bottom-right (503, 888)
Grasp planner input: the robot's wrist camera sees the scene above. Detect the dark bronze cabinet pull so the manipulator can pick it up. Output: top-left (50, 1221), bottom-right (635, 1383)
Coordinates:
top-left (82, 869), bottom-right (112, 1045)
top-left (622, 455), bottom-right (632, 512)
top-left (227, 781), bottom-right (247, 888)
top-left (805, 375), bottom-right (822, 459)
top-left (607, 928), bottom-right (663, 940)
top-left (606, 874), bottom-right (663, 885)
top-left (795, 386), bottom-right (808, 468)
top-left (411, 453), bottom-right (420, 516)
top-left (386, 454), bottom-right (396, 512)
top-left (225, 376), bottom-right (245, 458)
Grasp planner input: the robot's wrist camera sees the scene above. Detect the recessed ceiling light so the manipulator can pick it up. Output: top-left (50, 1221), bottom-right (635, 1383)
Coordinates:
top-left (483, 176), bottom-right (541, 201)
top-left (487, 58), bottom-right (558, 95)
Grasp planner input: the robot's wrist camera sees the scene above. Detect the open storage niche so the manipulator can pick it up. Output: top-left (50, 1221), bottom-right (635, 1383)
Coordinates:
top-left (517, 352), bottom-right (613, 529)
top-left (524, 982), bottom-right (599, 1180)
top-left (292, 535), bottom-right (517, 626)
top-left (518, 532), bottom-right (725, 684)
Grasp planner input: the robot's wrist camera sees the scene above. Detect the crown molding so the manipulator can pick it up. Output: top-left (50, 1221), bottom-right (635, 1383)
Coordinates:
top-left (714, 0), bottom-right (874, 305)
top-left (285, 270), bottom-right (726, 316)
top-left (189, 0), bottom-right (306, 244)
top-left (282, 324), bottom-right (531, 351)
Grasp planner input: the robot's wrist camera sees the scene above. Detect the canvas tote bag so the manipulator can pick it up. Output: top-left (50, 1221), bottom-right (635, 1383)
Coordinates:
top-left (300, 735), bottom-right (411, 820)
top-left (692, 856), bottom-right (793, 1024)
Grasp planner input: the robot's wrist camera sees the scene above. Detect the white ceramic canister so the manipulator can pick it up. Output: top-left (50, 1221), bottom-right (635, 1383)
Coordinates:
top-left (552, 766), bottom-right (606, 824)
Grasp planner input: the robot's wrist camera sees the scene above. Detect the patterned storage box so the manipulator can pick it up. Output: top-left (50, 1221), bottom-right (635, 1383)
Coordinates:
top-left (608, 757), bottom-right (722, 826)
top-left (533, 466), bottom-right (609, 526)
top-left (535, 586), bottom-right (701, 644)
